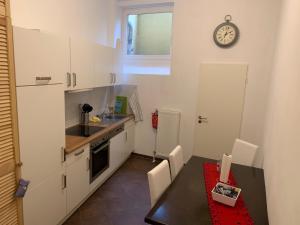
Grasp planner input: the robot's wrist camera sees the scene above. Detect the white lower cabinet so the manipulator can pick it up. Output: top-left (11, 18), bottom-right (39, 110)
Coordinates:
top-left (23, 170), bottom-right (66, 225)
top-left (66, 145), bottom-right (90, 214)
top-left (125, 120), bottom-right (135, 156)
top-left (110, 130), bottom-right (126, 172)
top-left (110, 121), bottom-right (135, 172)
top-left (17, 84), bottom-right (67, 225)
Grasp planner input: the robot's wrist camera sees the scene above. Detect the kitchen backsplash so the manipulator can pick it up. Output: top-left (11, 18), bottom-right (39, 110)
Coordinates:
top-left (65, 87), bottom-right (113, 128)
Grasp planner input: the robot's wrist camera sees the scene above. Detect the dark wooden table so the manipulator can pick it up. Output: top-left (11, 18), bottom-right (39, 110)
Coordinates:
top-left (145, 156), bottom-right (269, 225)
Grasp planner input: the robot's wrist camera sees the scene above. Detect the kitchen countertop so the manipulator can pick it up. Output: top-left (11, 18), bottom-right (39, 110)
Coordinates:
top-left (65, 115), bottom-right (134, 154)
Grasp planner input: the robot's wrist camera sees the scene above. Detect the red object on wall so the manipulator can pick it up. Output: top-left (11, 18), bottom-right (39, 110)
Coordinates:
top-left (152, 110), bottom-right (158, 129)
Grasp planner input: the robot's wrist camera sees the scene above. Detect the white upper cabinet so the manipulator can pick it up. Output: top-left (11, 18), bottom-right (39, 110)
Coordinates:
top-left (68, 38), bottom-right (96, 90)
top-left (94, 44), bottom-right (115, 87)
top-left (13, 26), bottom-right (120, 89)
top-left (113, 39), bottom-right (122, 85)
top-left (13, 27), bottom-right (69, 86)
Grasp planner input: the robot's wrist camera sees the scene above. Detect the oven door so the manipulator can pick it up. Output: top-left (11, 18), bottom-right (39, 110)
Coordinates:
top-left (90, 140), bottom-right (110, 183)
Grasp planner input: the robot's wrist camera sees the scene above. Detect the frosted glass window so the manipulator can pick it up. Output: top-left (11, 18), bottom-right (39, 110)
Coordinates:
top-left (127, 12), bottom-right (173, 55)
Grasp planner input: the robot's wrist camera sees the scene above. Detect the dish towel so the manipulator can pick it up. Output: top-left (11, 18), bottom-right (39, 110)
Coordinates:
top-left (129, 90), bottom-right (143, 122)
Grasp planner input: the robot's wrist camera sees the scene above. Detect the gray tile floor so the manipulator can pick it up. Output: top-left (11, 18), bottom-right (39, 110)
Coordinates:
top-left (63, 154), bottom-right (160, 225)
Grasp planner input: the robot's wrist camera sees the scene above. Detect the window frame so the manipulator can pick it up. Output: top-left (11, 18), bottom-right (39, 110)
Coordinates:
top-left (122, 5), bottom-right (174, 62)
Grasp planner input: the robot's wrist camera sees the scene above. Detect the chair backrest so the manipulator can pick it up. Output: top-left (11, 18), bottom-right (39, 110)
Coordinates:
top-left (231, 139), bottom-right (258, 166)
top-left (169, 145), bottom-right (184, 180)
top-left (147, 160), bottom-right (172, 207)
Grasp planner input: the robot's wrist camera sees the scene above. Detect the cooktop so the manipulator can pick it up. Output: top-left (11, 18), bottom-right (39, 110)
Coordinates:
top-left (66, 125), bottom-right (105, 137)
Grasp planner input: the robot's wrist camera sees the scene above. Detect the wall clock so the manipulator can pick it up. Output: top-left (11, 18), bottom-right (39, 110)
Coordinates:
top-left (213, 15), bottom-right (240, 48)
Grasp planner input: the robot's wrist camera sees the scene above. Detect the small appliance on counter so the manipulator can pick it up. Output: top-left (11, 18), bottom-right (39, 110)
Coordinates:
top-left (80, 103), bottom-right (93, 125)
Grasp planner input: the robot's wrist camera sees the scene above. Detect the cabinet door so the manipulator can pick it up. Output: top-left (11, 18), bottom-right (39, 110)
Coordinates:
top-left (17, 85), bottom-right (65, 188)
top-left (13, 27), bottom-right (69, 86)
top-left (66, 146), bottom-right (90, 214)
top-left (94, 44), bottom-right (114, 87)
top-left (113, 40), bottom-right (122, 85)
top-left (70, 38), bottom-right (95, 90)
top-left (23, 170), bottom-right (67, 225)
top-left (125, 122), bottom-right (135, 157)
top-left (110, 131), bottom-right (126, 172)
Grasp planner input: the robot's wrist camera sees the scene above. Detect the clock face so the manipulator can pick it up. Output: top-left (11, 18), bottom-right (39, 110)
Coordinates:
top-left (214, 22), bottom-right (239, 48)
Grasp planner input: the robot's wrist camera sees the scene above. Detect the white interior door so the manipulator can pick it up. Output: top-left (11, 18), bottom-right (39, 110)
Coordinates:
top-left (193, 63), bottom-right (248, 160)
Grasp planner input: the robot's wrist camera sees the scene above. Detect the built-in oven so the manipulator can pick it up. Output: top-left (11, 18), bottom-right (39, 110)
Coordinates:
top-left (89, 125), bottom-right (124, 183)
top-left (90, 139), bottom-right (110, 183)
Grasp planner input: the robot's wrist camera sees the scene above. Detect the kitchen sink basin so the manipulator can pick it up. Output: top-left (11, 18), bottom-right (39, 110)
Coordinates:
top-left (103, 115), bottom-right (127, 120)
top-left (100, 114), bottom-right (128, 124)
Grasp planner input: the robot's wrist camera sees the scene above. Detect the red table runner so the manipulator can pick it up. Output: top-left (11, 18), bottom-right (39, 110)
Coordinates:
top-left (203, 163), bottom-right (254, 225)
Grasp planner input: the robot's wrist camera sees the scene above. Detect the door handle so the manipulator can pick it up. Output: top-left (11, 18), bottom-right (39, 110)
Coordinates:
top-left (198, 116), bottom-right (208, 124)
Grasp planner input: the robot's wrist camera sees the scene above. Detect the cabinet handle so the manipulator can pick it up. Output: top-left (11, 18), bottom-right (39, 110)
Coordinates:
top-left (92, 142), bottom-right (109, 154)
top-left (72, 73), bottom-right (77, 87)
top-left (62, 174), bottom-right (67, 190)
top-left (36, 76), bottom-right (52, 81)
top-left (61, 147), bottom-right (65, 163)
top-left (74, 149), bottom-right (84, 156)
top-left (125, 131), bottom-right (128, 141)
top-left (86, 157), bottom-right (90, 171)
top-left (67, 72), bottom-right (71, 87)
top-left (109, 73), bottom-right (114, 84)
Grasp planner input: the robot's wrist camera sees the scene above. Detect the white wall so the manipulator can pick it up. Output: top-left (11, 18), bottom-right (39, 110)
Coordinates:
top-left (120, 0), bottom-right (281, 167)
top-left (263, 0), bottom-right (300, 224)
top-left (10, 0), bottom-right (118, 45)
top-left (10, 0), bottom-right (281, 168)
top-left (65, 87), bottom-right (110, 128)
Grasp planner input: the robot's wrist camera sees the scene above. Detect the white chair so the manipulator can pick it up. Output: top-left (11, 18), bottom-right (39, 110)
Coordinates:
top-left (231, 139), bottom-right (258, 166)
top-left (147, 160), bottom-right (171, 207)
top-left (169, 145), bottom-right (184, 180)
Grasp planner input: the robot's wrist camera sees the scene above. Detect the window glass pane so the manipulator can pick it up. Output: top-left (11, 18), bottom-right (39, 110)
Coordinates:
top-left (127, 12), bottom-right (173, 55)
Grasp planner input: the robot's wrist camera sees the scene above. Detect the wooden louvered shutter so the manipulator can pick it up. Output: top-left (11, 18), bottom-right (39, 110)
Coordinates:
top-left (0, 0), bottom-right (23, 225)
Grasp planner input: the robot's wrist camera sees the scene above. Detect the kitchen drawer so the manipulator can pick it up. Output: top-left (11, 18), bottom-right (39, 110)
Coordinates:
top-left (65, 144), bottom-right (90, 167)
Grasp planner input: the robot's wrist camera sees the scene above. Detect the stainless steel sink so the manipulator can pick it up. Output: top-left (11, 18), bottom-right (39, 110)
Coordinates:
top-left (100, 114), bottom-right (128, 124)
top-left (103, 115), bottom-right (127, 120)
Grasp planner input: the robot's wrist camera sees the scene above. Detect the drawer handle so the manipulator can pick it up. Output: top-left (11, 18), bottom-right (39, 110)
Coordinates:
top-left (74, 149), bottom-right (84, 156)
top-left (36, 76), bottom-right (52, 81)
